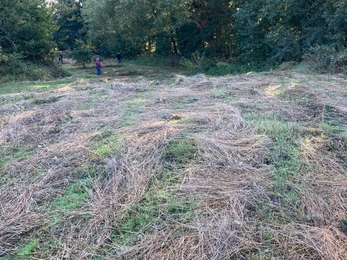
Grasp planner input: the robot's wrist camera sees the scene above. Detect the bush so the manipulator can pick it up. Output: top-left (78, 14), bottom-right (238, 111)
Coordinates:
top-left (205, 61), bottom-right (274, 76)
top-left (191, 51), bottom-right (214, 70)
top-left (71, 48), bottom-right (92, 67)
top-left (178, 57), bottom-right (195, 70)
top-left (204, 62), bottom-right (230, 76)
top-left (304, 45), bottom-right (347, 73)
top-left (0, 54), bottom-right (69, 83)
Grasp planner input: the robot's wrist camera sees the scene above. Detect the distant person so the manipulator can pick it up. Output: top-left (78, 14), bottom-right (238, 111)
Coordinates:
top-left (95, 58), bottom-right (102, 75)
top-left (116, 52), bottom-right (122, 65)
top-left (58, 54), bottom-right (63, 63)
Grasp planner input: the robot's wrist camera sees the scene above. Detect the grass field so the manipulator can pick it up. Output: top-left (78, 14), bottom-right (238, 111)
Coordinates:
top-left (0, 60), bottom-right (347, 259)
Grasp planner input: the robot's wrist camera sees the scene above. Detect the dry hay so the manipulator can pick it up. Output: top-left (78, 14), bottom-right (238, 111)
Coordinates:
top-left (175, 74), bottom-right (214, 90)
top-left (51, 120), bottom-right (183, 259)
top-left (113, 71), bottom-right (347, 260)
top-left (293, 136), bottom-right (347, 226)
top-left (165, 107), bottom-right (271, 260)
top-left (210, 71), bottom-right (347, 125)
top-left (91, 93), bottom-right (272, 259)
top-left (0, 80), bottom-right (125, 255)
top-left (269, 224), bottom-right (347, 260)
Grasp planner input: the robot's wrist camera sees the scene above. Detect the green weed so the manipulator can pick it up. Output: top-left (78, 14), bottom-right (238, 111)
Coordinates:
top-left (245, 112), bottom-right (302, 139)
top-left (113, 189), bottom-right (194, 247)
top-left (0, 143), bottom-right (34, 169)
top-left (72, 164), bottom-right (103, 181)
top-left (17, 239), bottom-right (39, 258)
top-left (111, 156), bottom-right (195, 248)
top-left (77, 103), bottom-right (94, 110)
top-left (0, 143), bottom-right (35, 186)
top-left (319, 121), bottom-right (347, 136)
top-left (48, 179), bottom-right (92, 220)
top-left (163, 138), bottom-right (198, 165)
top-left (167, 96), bottom-right (199, 109)
top-left (44, 178), bottom-right (93, 241)
top-left (90, 134), bottom-right (124, 161)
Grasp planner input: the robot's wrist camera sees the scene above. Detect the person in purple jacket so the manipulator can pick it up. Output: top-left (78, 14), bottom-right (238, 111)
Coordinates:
top-left (95, 58), bottom-right (102, 75)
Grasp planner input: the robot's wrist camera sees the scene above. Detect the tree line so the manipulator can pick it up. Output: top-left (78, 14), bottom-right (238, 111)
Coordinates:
top-left (1, 0), bottom-right (347, 79)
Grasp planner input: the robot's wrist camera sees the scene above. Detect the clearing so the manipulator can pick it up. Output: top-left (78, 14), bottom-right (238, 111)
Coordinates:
top-left (0, 61), bottom-right (347, 259)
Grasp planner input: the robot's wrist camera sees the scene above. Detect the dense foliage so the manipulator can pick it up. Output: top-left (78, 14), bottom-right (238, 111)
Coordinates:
top-left (80, 0), bottom-right (347, 71)
top-left (53, 0), bottom-right (85, 50)
top-left (1, 0), bottom-right (347, 79)
top-left (0, 0), bottom-right (56, 60)
top-left (0, 0), bottom-right (65, 82)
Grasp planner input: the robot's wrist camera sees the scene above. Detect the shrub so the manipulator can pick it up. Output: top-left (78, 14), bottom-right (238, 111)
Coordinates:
top-left (204, 62), bottom-right (230, 76)
top-left (191, 51), bottom-right (214, 70)
top-left (71, 48), bottom-right (92, 67)
top-left (304, 45), bottom-right (347, 73)
top-left (205, 61), bottom-right (274, 76)
top-left (178, 57), bottom-right (195, 70)
top-left (0, 54), bottom-right (68, 83)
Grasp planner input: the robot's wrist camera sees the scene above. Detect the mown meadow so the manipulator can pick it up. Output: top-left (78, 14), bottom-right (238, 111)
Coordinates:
top-left (1, 61), bottom-right (347, 259)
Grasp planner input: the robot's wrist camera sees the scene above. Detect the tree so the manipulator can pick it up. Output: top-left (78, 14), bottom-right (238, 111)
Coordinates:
top-left (233, 0), bottom-right (270, 64)
top-left (83, 0), bottom-right (145, 56)
top-left (83, 0), bottom-right (191, 57)
top-left (0, 0), bottom-right (56, 60)
top-left (81, 0), bottom-right (347, 69)
top-left (83, 0), bottom-right (236, 59)
top-left (53, 0), bottom-right (85, 50)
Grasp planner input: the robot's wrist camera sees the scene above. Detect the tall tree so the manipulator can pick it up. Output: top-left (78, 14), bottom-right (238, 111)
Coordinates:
top-left (232, 0), bottom-right (270, 63)
top-left (83, 0), bottom-right (236, 58)
top-left (83, 0), bottom-right (192, 56)
top-left (0, 0), bottom-right (56, 60)
top-left (323, 0), bottom-right (347, 46)
top-left (53, 0), bottom-right (85, 50)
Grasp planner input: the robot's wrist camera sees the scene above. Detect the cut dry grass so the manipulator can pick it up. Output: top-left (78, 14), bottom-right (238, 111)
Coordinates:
top-left (0, 65), bottom-right (346, 259)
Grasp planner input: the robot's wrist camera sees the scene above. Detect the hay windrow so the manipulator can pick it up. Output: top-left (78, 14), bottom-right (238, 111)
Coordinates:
top-left (0, 68), bottom-right (347, 259)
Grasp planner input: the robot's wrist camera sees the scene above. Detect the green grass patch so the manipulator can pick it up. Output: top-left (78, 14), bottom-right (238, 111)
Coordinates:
top-left (244, 112), bottom-right (304, 172)
top-left (122, 58), bottom-right (189, 80)
top-left (204, 62), bottom-right (275, 76)
top-left (110, 145), bottom-right (196, 248)
top-left (166, 96), bottom-right (199, 109)
top-left (163, 138), bottom-right (198, 165)
top-left (37, 167), bottom-right (100, 235)
top-left (0, 143), bottom-right (34, 168)
top-left (51, 179), bottom-right (92, 213)
top-left (77, 102), bottom-right (94, 110)
top-left (112, 177), bottom-right (194, 247)
top-left (245, 112), bottom-right (307, 222)
top-left (210, 87), bottom-right (229, 99)
top-left (90, 133), bottom-right (124, 161)
top-left (244, 112), bottom-right (301, 137)
top-left (33, 96), bottom-right (60, 105)
top-left (117, 97), bottom-right (147, 126)
top-left (62, 66), bottom-right (97, 79)
top-left (318, 122), bottom-right (347, 143)
top-left (17, 239), bottom-right (39, 258)
top-left (0, 79), bottom-right (76, 95)
top-left (72, 163), bottom-right (102, 179)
